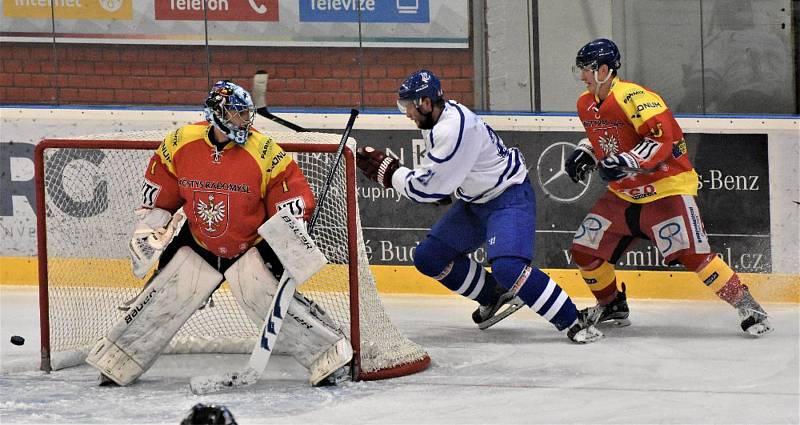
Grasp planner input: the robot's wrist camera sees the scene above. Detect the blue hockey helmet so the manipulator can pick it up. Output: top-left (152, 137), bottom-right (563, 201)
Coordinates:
top-left (203, 80), bottom-right (255, 145)
top-left (575, 38), bottom-right (622, 71)
top-left (397, 69), bottom-right (443, 113)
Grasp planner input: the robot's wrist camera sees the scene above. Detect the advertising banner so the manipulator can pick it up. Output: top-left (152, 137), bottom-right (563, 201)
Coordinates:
top-left (299, 0), bottom-right (430, 23)
top-left (0, 0), bottom-right (467, 47)
top-left (153, 0), bottom-right (279, 21)
top-left (3, 0), bottom-right (132, 20)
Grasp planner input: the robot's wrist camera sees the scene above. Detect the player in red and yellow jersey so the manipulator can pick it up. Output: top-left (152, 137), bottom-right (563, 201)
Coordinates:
top-left (142, 82), bottom-right (315, 262)
top-left (87, 81), bottom-right (351, 388)
top-left (564, 39), bottom-right (772, 337)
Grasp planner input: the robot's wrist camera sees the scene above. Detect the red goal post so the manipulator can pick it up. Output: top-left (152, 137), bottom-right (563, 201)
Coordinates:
top-left (35, 132), bottom-right (430, 381)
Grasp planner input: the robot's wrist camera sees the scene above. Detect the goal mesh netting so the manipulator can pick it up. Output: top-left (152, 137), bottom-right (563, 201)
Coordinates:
top-left (35, 129), bottom-right (430, 380)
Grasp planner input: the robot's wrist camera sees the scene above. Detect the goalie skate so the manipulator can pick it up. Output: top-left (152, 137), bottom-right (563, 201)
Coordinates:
top-left (472, 291), bottom-right (526, 330)
top-left (585, 283), bottom-right (631, 327)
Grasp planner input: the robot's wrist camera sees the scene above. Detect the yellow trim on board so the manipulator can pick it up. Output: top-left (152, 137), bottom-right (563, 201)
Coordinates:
top-left (2, 257), bottom-right (798, 303)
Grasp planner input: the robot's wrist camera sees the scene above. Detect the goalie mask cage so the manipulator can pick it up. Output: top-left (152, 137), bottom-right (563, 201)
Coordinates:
top-left (35, 131), bottom-right (430, 381)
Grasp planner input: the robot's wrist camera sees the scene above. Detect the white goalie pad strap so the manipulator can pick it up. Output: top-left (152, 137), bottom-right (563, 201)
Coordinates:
top-left (257, 208), bottom-right (327, 284)
top-left (86, 247), bottom-right (222, 386)
top-left (225, 248), bottom-right (352, 384)
top-left (129, 208), bottom-right (186, 279)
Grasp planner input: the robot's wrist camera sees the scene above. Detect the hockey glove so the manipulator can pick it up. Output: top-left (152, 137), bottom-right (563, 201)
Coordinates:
top-left (564, 138), bottom-right (597, 183)
top-left (356, 146), bottom-right (399, 189)
top-left (598, 152), bottom-right (639, 182)
top-left (129, 208), bottom-right (185, 278)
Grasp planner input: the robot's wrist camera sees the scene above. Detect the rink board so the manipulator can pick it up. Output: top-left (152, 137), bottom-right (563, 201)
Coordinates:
top-left (2, 256), bottom-right (797, 303)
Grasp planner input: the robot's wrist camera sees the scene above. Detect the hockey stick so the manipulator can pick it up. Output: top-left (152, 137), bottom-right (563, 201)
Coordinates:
top-left (189, 109), bottom-right (359, 395)
top-left (252, 70), bottom-right (308, 132)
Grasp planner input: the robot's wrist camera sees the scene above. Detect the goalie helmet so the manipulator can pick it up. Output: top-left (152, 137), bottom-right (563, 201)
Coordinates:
top-left (203, 80), bottom-right (256, 145)
top-left (397, 69), bottom-right (443, 113)
top-left (180, 403), bottom-right (237, 425)
top-left (575, 38), bottom-right (621, 71)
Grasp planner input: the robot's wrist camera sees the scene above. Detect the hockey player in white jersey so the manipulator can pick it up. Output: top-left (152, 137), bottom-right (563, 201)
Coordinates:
top-left (356, 69), bottom-right (601, 343)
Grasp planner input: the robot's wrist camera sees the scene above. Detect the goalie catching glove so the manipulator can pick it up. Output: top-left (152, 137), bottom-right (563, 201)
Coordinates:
top-left (129, 208), bottom-right (185, 278)
top-left (356, 146), bottom-right (399, 189)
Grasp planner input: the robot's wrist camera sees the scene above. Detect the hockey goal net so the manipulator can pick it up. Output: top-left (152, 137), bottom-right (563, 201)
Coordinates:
top-left (35, 130), bottom-right (430, 381)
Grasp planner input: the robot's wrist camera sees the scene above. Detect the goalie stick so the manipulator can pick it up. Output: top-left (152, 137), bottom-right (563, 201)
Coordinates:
top-left (189, 108), bottom-right (360, 395)
top-left (252, 70), bottom-right (308, 132)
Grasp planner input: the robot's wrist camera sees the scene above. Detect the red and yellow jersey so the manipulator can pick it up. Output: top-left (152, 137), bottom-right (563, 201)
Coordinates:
top-left (577, 76), bottom-right (697, 203)
top-left (141, 122), bottom-right (315, 258)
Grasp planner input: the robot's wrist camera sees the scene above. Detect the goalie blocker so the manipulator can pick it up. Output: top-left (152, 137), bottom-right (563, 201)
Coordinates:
top-left (87, 213), bottom-right (351, 387)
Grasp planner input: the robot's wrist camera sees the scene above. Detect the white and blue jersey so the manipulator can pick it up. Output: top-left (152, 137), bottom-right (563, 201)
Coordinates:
top-left (403, 100), bottom-right (580, 332)
top-left (391, 101), bottom-right (527, 204)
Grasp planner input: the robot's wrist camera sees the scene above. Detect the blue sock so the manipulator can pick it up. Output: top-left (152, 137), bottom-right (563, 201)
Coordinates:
top-left (492, 257), bottom-right (577, 331)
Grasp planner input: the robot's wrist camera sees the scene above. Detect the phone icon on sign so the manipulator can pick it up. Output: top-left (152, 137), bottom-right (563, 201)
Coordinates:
top-left (397, 0), bottom-right (419, 14)
top-left (250, 0), bottom-right (267, 14)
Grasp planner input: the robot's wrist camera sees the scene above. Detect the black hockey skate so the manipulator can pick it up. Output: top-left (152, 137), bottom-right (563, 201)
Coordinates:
top-left (472, 288), bottom-right (526, 330)
top-left (736, 286), bottom-right (773, 337)
top-left (566, 309), bottom-right (603, 343)
top-left (584, 282), bottom-right (631, 327)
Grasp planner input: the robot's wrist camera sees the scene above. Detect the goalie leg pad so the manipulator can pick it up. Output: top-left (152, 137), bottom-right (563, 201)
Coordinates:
top-left (225, 248), bottom-right (282, 327)
top-left (86, 247), bottom-right (222, 386)
top-left (288, 296), bottom-right (354, 386)
top-left (225, 248), bottom-right (353, 385)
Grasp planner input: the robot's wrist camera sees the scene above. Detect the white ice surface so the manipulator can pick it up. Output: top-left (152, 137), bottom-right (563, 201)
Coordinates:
top-left (1, 285), bottom-right (798, 425)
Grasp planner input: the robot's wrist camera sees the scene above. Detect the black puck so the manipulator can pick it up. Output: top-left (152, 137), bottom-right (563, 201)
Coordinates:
top-left (10, 335), bottom-right (24, 346)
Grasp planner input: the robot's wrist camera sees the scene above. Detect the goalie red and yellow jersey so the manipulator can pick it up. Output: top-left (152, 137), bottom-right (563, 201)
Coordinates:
top-left (577, 76), bottom-right (698, 203)
top-left (141, 122), bottom-right (315, 259)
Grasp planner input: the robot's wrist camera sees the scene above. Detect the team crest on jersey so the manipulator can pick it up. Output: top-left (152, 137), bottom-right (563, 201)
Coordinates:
top-left (194, 191), bottom-right (228, 238)
top-left (597, 134), bottom-right (620, 156)
top-left (275, 197), bottom-right (306, 222)
top-left (587, 126), bottom-right (621, 156)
